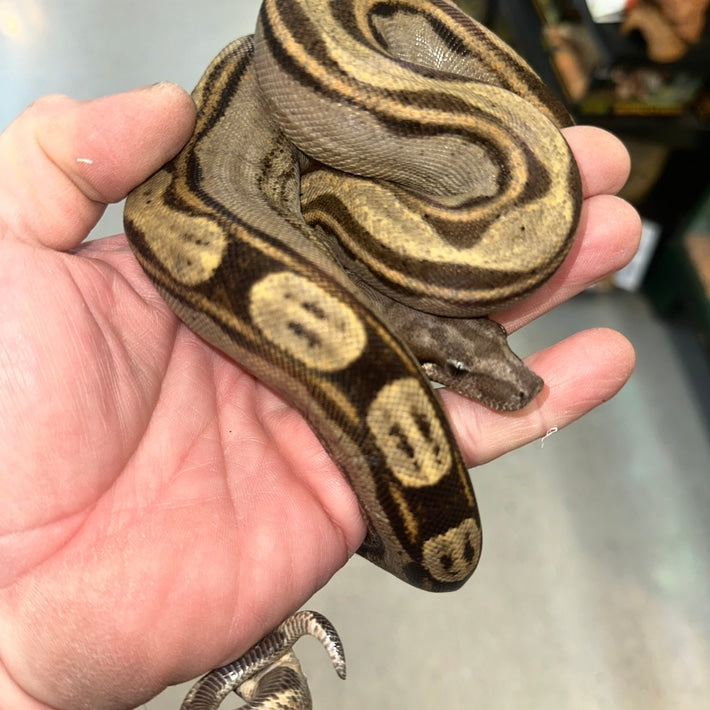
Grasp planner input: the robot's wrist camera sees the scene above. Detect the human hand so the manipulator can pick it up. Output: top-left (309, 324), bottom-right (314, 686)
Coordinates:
top-left (0, 84), bottom-right (638, 710)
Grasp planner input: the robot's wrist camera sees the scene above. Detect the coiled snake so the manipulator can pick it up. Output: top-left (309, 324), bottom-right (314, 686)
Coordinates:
top-left (123, 0), bottom-right (581, 707)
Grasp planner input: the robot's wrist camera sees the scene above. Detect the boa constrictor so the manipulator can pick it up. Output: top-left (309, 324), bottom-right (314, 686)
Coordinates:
top-left (123, 0), bottom-right (581, 707)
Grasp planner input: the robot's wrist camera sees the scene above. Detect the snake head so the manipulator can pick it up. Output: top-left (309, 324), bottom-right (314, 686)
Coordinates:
top-left (415, 315), bottom-right (544, 411)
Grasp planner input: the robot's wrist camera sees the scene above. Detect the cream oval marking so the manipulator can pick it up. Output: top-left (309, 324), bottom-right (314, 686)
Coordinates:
top-left (422, 518), bottom-right (481, 584)
top-left (366, 377), bottom-right (452, 487)
top-left (249, 271), bottom-right (367, 372)
top-left (129, 170), bottom-right (228, 287)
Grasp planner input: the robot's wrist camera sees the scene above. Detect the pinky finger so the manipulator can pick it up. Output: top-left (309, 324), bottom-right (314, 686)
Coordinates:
top-left (440, 328), bottom-right (636, 468)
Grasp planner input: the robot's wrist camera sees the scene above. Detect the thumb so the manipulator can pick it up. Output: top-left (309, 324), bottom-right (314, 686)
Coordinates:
top-left (0, 82), bottom-right (195, 251)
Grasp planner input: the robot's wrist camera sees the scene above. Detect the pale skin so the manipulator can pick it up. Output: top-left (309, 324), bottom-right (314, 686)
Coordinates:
top-left (0, 83), bottom-right (640, 710)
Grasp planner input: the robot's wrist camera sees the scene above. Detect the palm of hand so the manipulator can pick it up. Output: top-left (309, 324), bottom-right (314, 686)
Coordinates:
top-left (2, 230), bottom-right (361, 706)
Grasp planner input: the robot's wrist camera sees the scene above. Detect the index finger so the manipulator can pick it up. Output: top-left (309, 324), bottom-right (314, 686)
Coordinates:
top-left (565, 125), bottom-right (632, 198)
top-left (499, 126), bottom-right (641, 331)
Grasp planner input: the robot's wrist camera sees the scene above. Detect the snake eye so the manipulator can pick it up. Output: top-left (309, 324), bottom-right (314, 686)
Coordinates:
top-left (445, 359), bottom-right (469, 376)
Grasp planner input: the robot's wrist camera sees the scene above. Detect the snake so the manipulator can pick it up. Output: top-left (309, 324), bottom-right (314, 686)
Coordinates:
top-left (123, 0), bottom-right (581, 707)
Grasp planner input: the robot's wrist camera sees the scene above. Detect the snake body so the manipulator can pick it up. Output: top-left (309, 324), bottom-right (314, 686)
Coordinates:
top-left (123, 1), bottom-right (581, 707)
top-left (178, 611), bottom-right (345, 710)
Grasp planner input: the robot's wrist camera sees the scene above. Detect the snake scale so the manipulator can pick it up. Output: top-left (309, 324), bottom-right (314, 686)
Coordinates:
top-left (123, 0), bottom-right (581, 707)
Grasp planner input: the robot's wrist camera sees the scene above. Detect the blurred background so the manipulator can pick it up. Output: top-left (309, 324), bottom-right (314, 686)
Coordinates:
top-left (2, 1), bottom-right (709, 708)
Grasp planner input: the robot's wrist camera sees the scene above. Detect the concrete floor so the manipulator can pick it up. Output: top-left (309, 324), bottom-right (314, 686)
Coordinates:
top-left (3, 2), bottom-right (709, 709)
